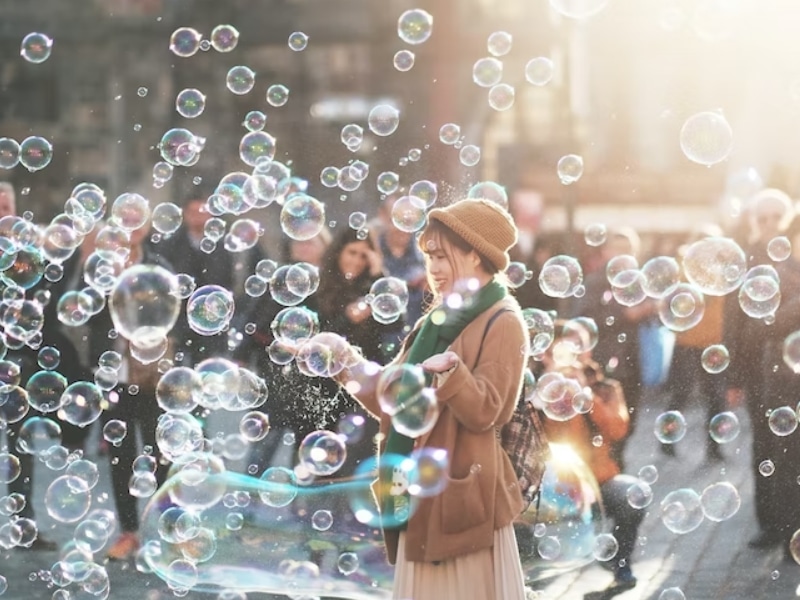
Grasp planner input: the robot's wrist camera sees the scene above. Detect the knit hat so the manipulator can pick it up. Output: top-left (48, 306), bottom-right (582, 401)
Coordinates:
top-left (427, 199), bottom-right (518, 271)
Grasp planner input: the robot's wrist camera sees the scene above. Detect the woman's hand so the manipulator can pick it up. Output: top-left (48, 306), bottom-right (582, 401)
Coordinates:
top-left (367, 248), bottom-right (383, 277)
top-left (420, 351), bottom-right (459, 373)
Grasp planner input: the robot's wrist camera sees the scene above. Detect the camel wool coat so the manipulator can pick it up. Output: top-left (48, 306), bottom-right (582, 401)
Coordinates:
top-left (344, 295), bottom-right (528, 564)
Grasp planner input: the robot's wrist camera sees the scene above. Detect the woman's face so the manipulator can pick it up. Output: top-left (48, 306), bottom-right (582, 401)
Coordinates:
top-left (292, 237), bottom-right (325, 265)
top-left (424, 238), bottom-right (479, 295)
top-left (338, 240), bottom-right (370, 280)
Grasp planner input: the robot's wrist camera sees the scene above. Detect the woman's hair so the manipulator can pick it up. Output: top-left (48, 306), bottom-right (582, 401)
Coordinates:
top-left (316, 228), bottom-right (379, 314)
top-left (418, 219), bottom-right (502, 309)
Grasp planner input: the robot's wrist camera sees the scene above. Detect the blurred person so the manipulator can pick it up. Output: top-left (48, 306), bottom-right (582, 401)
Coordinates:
top-left (572, 227), bottom-right (654, 468)
top-left (726, 189), bottom-right (800, 553)
top-left (91, 220), bottom-right (174, 560)
top-left (537, 324), bottom-right (643, 592)
top-left (512, 232), bottom-right (560, 312)
top-left (1, 182), bottom-right (90, 551)
top-left (661, 225), bottom-right (727, 462)
top-left (332, 199), bottom-right (528, 599)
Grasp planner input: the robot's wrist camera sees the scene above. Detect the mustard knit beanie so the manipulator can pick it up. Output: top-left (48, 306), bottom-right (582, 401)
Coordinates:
top-left (427, 199), bottom-right (518, 271)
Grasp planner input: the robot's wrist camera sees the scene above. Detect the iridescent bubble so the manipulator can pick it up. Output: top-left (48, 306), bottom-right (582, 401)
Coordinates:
top-left (288, 31), bottom-right (309, 51)
top-left (26, 370), bottom-right (67, 413)
top-left (340, 123), bottom-right (364, 151)
top-left (170, 27), bottom-right (202, 58)
top-left (473, 57), bottom-right (503, 87)
top-left (110, 192), bottom-right (150, 232)
top-left (467, 181), bottom-right (508, 208)
top-left (59, 382), bottom-right (103, 427)
top-left (3, 298), bottom-right (44, 341)
top-left (103, 419), bottom-right (128, 446)
top-left (0, 137), bottom-right (20, 169)
top-left (680, 111), bottom-right (733, 166)
top-left (66, 459), bottom-right (100, 490)
top-left (269, 265), bottom-right (305, 307)
top-left (393, 49), bottom-right (415, 72)
top-left (390, 195), bottom-right (427, 233)
top-left (368, 104), bottom-right (400, 136)
top-left (767, 236), bottom-right (791, 262)
top-left (2, 246), bottom-right (45, 290)
top-left (682, 237), bottom-right (746, 296)
top-left (739, 266), bottom-right (781, 319)
top-left (157, 416), bottom-right (205, 464)
top-left (157, 367), bottom-right (202, 414)
top-left (298, 430), bottom-right (347, 476)
top-left (654, 410), bottom-right (687, 444)
top-left (701, 344), bottom-right (729, 374)
top-left (159, 128), bottom-right (198, 166)
top-left (626, 480), bottom-right (654, 509)
top-left (280, 194), bottom-right (325, 241)
top-left (537, 535), bottom-right (561, 560)
top-left (538, 374), bottom-right (581, 422)
top-left (611, 269), bottom-right (647, 307)
top-left (377, 363), bottom-right (426, 416)
top-left (243, 110), bottom-right (267, 132)
top-left (660, 488), bottom-right (703, 534)
top-left (271, 306), bottom-right (318, 344)
top-left (709, 411), bottom-right (740, 444)
top-left (560, 317), bottom-right (599, 353)
top-left (459, 144), bottom-right (481, 167)
top-left (539, 255), bottom-right (583, 298)
top-left (525, 57), bottom-right (555, 85)
top-left (109, 264), bottom-right (181, 348)
top-left (523, 308), bottom-right (555, 356)
top-left (487, 31), bottom-right (512, 56)
top-left (439, 123), bottom-right (460, 145)
top-left (226, 66), bottom-right (256, 95)
top-left (239, 131), bottom-right (276, 167)
top-left (0, 452), bottom-right (21, 484)
top-left (19, 136), bottom-right (53, 172)
top-left (41, 223), bottom-right (80, 264)
top-left (769, 406), bottom-right (798, 436)
top-left (392, 387), bottom-right (438, 437)
top-left (592, 533), bottom-right (618, 561)
top-left (45, 475), bottom-right (91, 523)
top-left (409, 180), bottom-right (437, 207)
top-left (488, 83), bottom-right (515, 111)
top-left (377, 171), bottom-right (400, 194)
top-left (642, 256), bottom-right (681, 299)
top-left (175, 88), bottom-right (206, 118)
top-left (406, 447), bottom-right (449, 497)
top-left (210, 24), bottom-right (239, 53)
top-left (152, 202), bottom-right (183, 235)
top-left (16, 416), bottom-right (61, 455)
top-left (700, 481), bottom-right (741, 522)
top-left (186, 285), bottom-right (235, 336)
top-left (397, 9), bottom-right (433, 44)
top-left (557, 154), bottom-right (584, 185)
top-left (21, 31), bottom-right (53, 63)
top-left (338, 552), bottom-right (359, 575)
top-left (266, 84), bottom-right (290, 107)
top-left (759, 459), bottom-right (775, 477)
top-left (259, 466), bottom-right (298, 508)
top-left (658, 283), bottom-right (705, 332)
top-left (659, 587), bottom-right (686, 600)
top-left (583, 223), bottom-right (607, 247)
top-left (239, 411), bottom-right (270, 442)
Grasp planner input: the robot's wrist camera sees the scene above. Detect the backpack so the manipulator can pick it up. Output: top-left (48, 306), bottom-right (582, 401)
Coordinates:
top-left (477, 308), bottom-right (550, 510)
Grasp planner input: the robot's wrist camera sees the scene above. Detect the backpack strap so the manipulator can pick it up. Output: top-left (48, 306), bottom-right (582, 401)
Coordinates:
top-left (473, 307), bottom-right (513, 369)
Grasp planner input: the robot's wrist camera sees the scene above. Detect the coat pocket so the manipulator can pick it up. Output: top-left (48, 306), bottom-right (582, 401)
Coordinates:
top-left (440, 469), bottom-right (487, 534)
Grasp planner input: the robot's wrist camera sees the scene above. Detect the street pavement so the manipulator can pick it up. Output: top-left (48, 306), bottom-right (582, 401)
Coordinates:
top-left (2, 388), bottom-right (799, 599)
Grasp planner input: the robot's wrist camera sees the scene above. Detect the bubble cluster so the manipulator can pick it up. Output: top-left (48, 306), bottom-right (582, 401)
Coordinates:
top-left (539, 255), bottom-right (583, 298)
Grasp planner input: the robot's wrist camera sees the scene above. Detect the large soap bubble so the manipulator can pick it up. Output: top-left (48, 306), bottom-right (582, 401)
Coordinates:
top-left (109, 264), bottom-right (181, 349)
top-left (680, 111), bottom-right (733, 166)
top-left (280, 194), bottom-right (325, 241)
top-left (681, 237), bottom-right (746, 296)
top-left (186, 285), bottom-right (235, 336)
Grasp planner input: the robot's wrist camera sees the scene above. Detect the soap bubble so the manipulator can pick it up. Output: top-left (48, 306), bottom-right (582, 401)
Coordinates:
top-left (768, 406), bottom-right (798, 436)
top-left (654, 410), bottom-right (687, 444)
top-left (243, 110), bottom-right (267, 132)
top-left (641, 256), bottom-right (681, 299)
top-left (271, 306), bottom-right (318, 345)
top-left (700, 481), bottom-right (741, 522)
top-left (152, 202), bottom-right (183, 235)
top-left (288, 31), bottom-right (309, 51)
top-left (239, 411), bottom-right (270, 442)
top-left (21, 32), bottom-right (53, 63)
top-left (103, 419), bottom-right (128, 446)
top-left (298, 430), bottom-right (347, 477)
top-left (0, 137), bottom-right (20, 169)
top-left (259, 466), bottom-right (298, 508)
top-left (393, 49), bottom-right (415, 72)
top-left (159, 128), bottom-right (199, 166)
top-left (60, 381), bottom-right (104, 427)
top-left (660, 488), bottom-right (704, 534)
top-left (459, 144), bottom-right (481, 166)
top-left (170, 27), bottom-right (201, 58)
top-left (439, 123), bottom-right (460, 145)
top-left (682, 237), bottom-right (746, 296)
top-left (227, 66), bottom-right (256, 95)
top-left (759, 459), bottom-right (775, 477)
top-left (109, 264), bottom-right (181, 348)
top-left (626, 480), bottom-right (654, 509)
top-left (584, 223), bottom-right (607, 247)
top-left (239, 131), bottom-right (276, 167)
top-left (26, 370), bottom-right (67, 412)
top-left (467, 181), bottom-right (508, 208)
top-left (18, 135), bottom-right (53, 172)
top-left (266, 84), bottom-right (290, 107)
top-left (0, 452), bottom-right (21, 484)
top-left (157, 367), bottom-right (202, 414)
top-left (66, 459), bottom-right (100, 490)
top-left (368, 104), bottom-right (400, 136)
top-left (187, 285), bottom-right (235, 336)
top-left (539, 255), bottom-right (583, 298)
top-left (210, 24), bottom-right (239, 52)
top-left (157, 411), bottom-right (205, 461)
top-left (473, 57), bottom-right (503, 87)
top-left (659, 587), bottom-right (686, 600)
top-left (487, 31), bottom-right (513, 56)
top-left (611, 269), bottom-right (647, 307)
top-left (392, 387), bottom-right (438, 438)
top-left (280, 194), bottom-right (325, 241)
top-left (175, 88), bottom-right (206, 118)
top-left (592, 533), bottom-right (618, 561)
top-left (525, 57), bottom-right (555, 85)
top-left (2, 246), bottom-right (45, 289)
top-left (397, 9), bottom-right (433, 44)
top-left (377, 363), bottom-right (426, 415)
top-left (390, 195), bottom-right (427, 233)
top-left (709, 411), bottom-right (740, 444)
top-left (560, 317), bottom-right (598, 353)
top-left (488, 83), bottom-right (515, 111)
top-left (701, 344), bottom-right (730, 374)
top-left (767, 236), bottom-right (791, 262)
top-left (680, 111), bottom-right (733, 166)
top-left (739, 265), bottom-right (781, 319)
top-left (783, 330), bottom-right (800, 373)
top-left (17, 416), bottom-right (61, 455)
top-left (557, 154), bottom-right (584, 184)
top-left (658, 283), bottom-right (705, 332)
top-left (45, 475), bottom-right (91, 523)
top-left (523, 308), bottom-right (555, 356)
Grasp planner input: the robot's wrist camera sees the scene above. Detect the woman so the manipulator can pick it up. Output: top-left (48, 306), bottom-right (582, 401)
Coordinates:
top-left (335, 199), bottom-right (528, 599)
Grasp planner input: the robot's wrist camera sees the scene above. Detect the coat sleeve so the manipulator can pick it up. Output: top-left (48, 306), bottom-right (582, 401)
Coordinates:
top-left (434, 311), bottom-right (527, 433)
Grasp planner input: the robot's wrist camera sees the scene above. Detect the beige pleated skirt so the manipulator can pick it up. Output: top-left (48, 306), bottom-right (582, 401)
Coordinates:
top-left (392, 525), bottom-right (526, 600)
